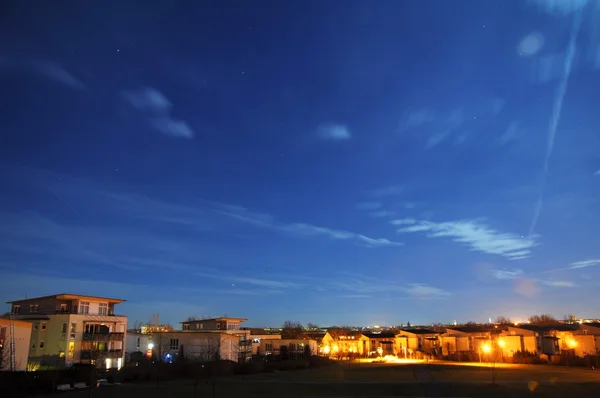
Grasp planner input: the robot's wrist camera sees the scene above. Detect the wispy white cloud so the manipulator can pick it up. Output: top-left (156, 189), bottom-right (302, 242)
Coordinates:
top-left (490, 268), bottom-right (576, 288)
top-left (499, 121), bottom-right (520, 145)
top-left (33, 61), bottom-right (85, 90)
top-left (569, 259), bottom-right (600, 269)
top-left (280, 222), bottom-right (403, 248)
top-left (393, 218), bottom-right (536, 259)
top-left (530, 0), bottom-right (589, 15)
top-left (123, 87), bottom-right (194, 139)
top-left (405, 284), bottom-right (450, 298)
top-left (594, 169), bottom-right (600, 176)
top-left (123, 87), bottom-right (172, 113)
top-left (541, 280), bottom-right (576, 287)
top-left (150, 118), bottom-right (194, 138)
top-left (368, 185), bottom-right (403, 198)
top-left (193, 268), bottom-right (448, 299)
top-left (316, 123), bottom-right (351, 140)
top-left (370, 210), bottom-right (396, 218)
top-left (528, 9), bottom-right (582, 236)
top-left (355, 202), bottom-right (382, 210)
top-left (492, 269), bottom-right (524, 280)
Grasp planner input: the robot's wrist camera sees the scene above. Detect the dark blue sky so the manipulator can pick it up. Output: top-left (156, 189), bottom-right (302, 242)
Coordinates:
top-left (1, 0), bottom-right (599, 327)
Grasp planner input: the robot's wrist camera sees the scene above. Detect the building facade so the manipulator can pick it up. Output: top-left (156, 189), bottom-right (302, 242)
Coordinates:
top-left (7, 294), bottom-right (127, 369)
top-left (0, 318), bottom-right (32, 371)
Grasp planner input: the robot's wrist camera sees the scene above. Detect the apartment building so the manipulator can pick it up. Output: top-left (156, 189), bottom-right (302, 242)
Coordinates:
top-left (0, 317), bottom-right (32, 371)
top-left (7, 293), bottom-right (127, 369)
top-left (148, 316), bottom-right (253, 363)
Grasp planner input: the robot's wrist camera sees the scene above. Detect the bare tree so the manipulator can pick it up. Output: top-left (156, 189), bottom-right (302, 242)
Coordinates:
top-left (528, 314), bottom-right (557, 325)
top-left (281, 321), bottom-right (304, 339)
top-left (185, 316), bottom-right (199, 322)
top-left (130, 320), bottom-right (143, 333)
top-left (151, 332), bottom-right (170, 388)
top-left (306, 322), bottom-right (319, 330)
top-left (495, 316), bottom-right (512, 325)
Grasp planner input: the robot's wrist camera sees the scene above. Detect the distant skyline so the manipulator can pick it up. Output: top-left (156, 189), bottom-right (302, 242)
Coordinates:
top-left (1, 0), bottom-right (599, 327)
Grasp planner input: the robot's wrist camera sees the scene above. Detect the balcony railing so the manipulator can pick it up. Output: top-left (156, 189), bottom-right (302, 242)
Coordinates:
top-left (82, 332), bottom-right (125, 341)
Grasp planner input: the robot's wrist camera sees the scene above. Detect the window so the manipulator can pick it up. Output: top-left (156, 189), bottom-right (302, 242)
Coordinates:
top-left (62, 322), bottom-right (68, 333)
top-left (227, 322), bottom-right (240, 330)
top-left (39, 341), bottom-right (45, 349)
top-left (170, 338), bottom-right (179, 350)
top-left (98, 303), bottom-right (108, 315)
top-left (60, 304), bottom-right (67, 312)
top-left (30, 304), bottom-right (38, 313)
top-left (79, 301), bottom-right (89, 314)
top-left (265, 343), bottom-right (273, 352)
top-left (41, 322), bottom-right (47, 330)
top-left (31, 341), bottom-right (36, 349)
top-left (70, 322), bottom-right (77, 339)
top-left (183, 324), bottom-right (189, 330)
top-left (33, 323), bottom-right (38, 331)
top-left (68, 342), bottom-right (75, 358)
top-left (12, 305), bottom-right (20, 314)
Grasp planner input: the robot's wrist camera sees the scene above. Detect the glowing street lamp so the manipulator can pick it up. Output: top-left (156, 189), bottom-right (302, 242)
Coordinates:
top-left (482, 343), bottom-right (491, 353)
top-left (498, 339), bottom-right (505, 348)
top-left (568, 340), bottom-right (577, 348)
top-left (323, 345), bottom-right (331, 354)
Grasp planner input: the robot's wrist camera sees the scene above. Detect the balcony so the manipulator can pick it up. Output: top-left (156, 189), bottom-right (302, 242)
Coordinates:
top-left (82, 332), bottom-right (125, 341)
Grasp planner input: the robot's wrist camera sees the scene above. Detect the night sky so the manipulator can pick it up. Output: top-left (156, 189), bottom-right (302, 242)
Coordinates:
top-left (1, 0), bottom-right (599, 327)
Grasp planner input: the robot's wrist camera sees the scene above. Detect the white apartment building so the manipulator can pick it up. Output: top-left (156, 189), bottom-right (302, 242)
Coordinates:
top-left (7, 293), bottom-right (127, 369)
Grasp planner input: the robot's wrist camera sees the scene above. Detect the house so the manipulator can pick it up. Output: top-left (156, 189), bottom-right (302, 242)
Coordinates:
top-left (514, 324), bottom-right (581, 356)
top-left (151, 316), bottom-right (253, 363)
top-left (7, 293), bottom-right (127, 369)
top-left (321, 331), bottom-right (370, 357)
top-left (396, 329), bottom-right (440, 357)
top-left (257, 338), bottom-right (318, 359)
top-left (441, 326), bottom-right (499, 354)
top-left (155, 331), bottom-right (250, 362)
top-left (362, 331), bottom-right (397, 356)
top-left (575, 323), bottom-right (600, 355)
top-left (500, 326), bottom-right (540, 356)
top-left (248, 331), bottom-right (281, 356)
top-left (0, 317), bottom-right (32, 371)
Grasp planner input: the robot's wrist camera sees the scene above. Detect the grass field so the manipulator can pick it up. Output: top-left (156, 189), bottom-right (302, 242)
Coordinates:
top-left (41, 360), bottom-right (600, 398)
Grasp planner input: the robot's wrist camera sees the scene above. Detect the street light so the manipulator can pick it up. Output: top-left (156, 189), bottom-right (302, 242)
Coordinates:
top-left (482, 343), bottom-right (491, 353)
top-left (498, 339), bottom-right (505, 348)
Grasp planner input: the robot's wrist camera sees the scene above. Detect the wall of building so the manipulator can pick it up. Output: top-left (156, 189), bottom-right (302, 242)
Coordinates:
top-left (0, 318), bottom-right (32, 371)
top-left (162, 332), bottom-right (245, 363)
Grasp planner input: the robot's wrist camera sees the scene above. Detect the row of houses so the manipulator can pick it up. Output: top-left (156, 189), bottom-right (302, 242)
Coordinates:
top-left (320, 323), bottom-right (600, 359)
top-left (3, 292), bottom-right (600, 371)
top-left (0, 293), bottom-right (317, 371)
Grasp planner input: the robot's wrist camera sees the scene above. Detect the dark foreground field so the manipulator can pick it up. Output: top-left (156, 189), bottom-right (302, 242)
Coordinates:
top-left (36, 361), bottom-right (600, 397)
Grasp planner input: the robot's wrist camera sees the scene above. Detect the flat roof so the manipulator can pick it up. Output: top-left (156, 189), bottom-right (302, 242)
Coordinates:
top-left (6, 293), bottom-right (125, 304)
top-left (180, 317), bottom-right (247, 324)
